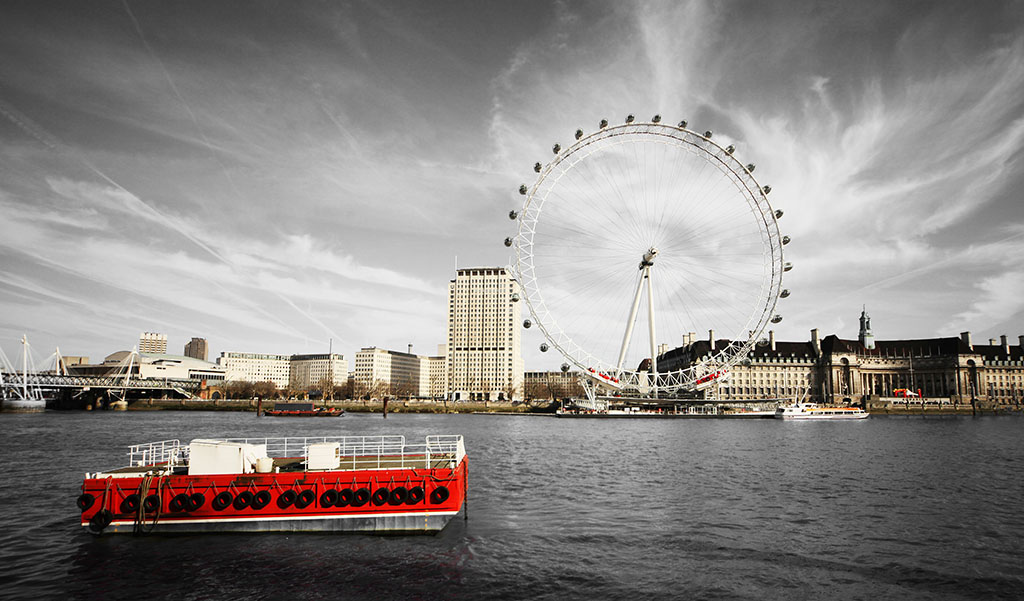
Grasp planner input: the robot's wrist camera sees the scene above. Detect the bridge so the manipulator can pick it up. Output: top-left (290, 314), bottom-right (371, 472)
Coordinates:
top-left (1, 371), bottom-right (202, 408)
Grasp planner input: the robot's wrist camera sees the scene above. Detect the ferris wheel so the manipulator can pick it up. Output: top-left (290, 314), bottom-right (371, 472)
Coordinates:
top-left (505, 115), bottom-right (790, 396)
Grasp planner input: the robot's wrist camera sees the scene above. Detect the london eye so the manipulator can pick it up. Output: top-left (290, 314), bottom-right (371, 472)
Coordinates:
top-left (506, 115), bottom-right (789, 396)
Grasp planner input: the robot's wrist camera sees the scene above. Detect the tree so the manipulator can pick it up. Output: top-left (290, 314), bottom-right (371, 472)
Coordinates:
top-left (524, 381), bottom-right (548, 401)
top-left (224, 380), bottom-right (254, 399)
top-left (394, 379), bottom-right (416, 400)
top-left (501, 380), bottom-right (521, 402)
top-left (252, 380), bottom-right (278, 399)
top-left (315, 377), bottom-right (335, 402)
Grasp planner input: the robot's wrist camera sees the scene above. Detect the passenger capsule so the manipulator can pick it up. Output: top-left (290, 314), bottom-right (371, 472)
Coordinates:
top-left (704, 130), bottom-right (713, 139)
top-left (757, 338), bottom-right (769, 347)
top-left (575, 129), bottom-right (583, 140)
top-left (771, 315), bottom-right (783, 324)
top-left (509, 210), bottom-right (518, 220)
top-left (504, 237), bottom-right (513, 247)
top-left (540, 343), bottom-right (549, 352)
top-left (782, 235), bottom-right (791, 245)
top-left (523, 320), bottom-right (532, 329)
top-left (625, 114), bottom-right (635, 123)
top-left (780, 289), bottom-right (790, 298)
top-left (511, 292), bottom-right (520, 302)
top-left (746, 163), bottom-right (756, 173)
top-left (783, 262), bottom-right (793, 272)
top-left (552, 143), bottom-right (561, 154)
top-left (725, 145), bottom-right (735, 155)
top-left (534, 162), bottom-right (542, 173)
top-left (678, 120), bottom-right (688, 128)
top-left (762, 185), bottom-right (772, 194)
top-left (519, 184), bottom-right (528, 195)
top-left (775, 209), bottom-right (784, 219)
top-left (599, 119), bottom-right (608, 129)
top-left (652, 114), bottom-right (661, 123)
top-left (561, 363), bottom-right (570, 372)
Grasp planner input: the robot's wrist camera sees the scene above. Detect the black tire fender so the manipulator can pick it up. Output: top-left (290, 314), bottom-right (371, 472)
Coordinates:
top-left (352, 488), bottom-right (371, 507)
top-left (212, 491), bottom-right (233, 511)
top-left (187, 492), bottom-right (205, 511)
top-left (143, 494), bottom-right (161, 513)
top-left (277, 489), bottom-right (297, 509)
top-left (233, 490), bottom-right (254, 510)
top-left (252, 490), bottom-right (271, 510)
top-left (320, 489), bottom-right (338, 507)
top-left (76, 493), bottom-right (95, 512)
top-left (429, 486), bottom-right (450, 505)
top-left (295, 489), bottom-right (315, 509)
top-left (387, 487), bottom-right (408, 506)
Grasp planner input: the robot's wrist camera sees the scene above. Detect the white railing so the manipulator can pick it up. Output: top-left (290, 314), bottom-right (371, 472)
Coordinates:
top-left (426, 435), bottom-right (466, 468)
top-left (125, 435), bottom-right (465, 472)
top-left (128, 439), bottom-right (185, 467)
top-left (224, 435), bottom-right (408, 460)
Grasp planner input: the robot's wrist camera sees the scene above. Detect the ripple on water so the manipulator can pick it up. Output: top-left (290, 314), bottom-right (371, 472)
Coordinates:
top-left (1, 412), bottom-right (1023, 600)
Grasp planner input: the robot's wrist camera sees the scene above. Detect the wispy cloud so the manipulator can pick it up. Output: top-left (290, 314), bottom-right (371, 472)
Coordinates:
top-left (1, 0), bottom-right (1023, 365)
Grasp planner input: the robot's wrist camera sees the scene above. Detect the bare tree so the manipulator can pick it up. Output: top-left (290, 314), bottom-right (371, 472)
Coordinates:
top-left (501, 380), bottom-right (521, 402)
top-left (252, 380), bottom-right (278, 399)
top-left (524, 381), bottom-right (548, 401)
top-left (394, 379), bottom-right (416, 400)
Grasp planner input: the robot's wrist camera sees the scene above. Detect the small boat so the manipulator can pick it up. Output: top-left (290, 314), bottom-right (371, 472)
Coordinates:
top-left (723, 407), bottom-right (778, 419)
top-left (262, 402), bottom-right (343, 417)
top-left (77, 435), bottom-right (467, 534)
top-left (775, 402), bottom-right (869, 420)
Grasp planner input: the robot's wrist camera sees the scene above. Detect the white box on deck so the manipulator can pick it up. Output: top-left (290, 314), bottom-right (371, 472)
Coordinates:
top-left (307, 442), bottom-right (340, 470)
top-left (188, 440), bottom-right (267, 475)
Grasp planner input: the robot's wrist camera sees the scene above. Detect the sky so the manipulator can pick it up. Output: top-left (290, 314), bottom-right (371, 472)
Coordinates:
top-left (1, 0), bottom-right (1023, 371)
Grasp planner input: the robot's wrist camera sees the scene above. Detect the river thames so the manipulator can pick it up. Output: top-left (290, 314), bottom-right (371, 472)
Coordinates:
top-left (0, 411), bottom-right (1021, 600)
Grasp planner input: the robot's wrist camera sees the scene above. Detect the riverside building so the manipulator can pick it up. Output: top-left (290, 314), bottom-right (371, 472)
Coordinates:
top-left (657, 308), bottom-right (1024, 409)
top-left (183, 337), bottom-right (208, 361)
top-left (446, 267), bottom-right (524, 401)
top-left (217, 352), bottom-right (293, 388)
top-left (289, 354), bottom-right (349, 391)
top-left (138, 332), bottom-right (167, 354)
top-left (352, 346), bottom-right (444, 398)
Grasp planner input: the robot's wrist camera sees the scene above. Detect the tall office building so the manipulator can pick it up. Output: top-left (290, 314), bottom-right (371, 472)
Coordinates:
top-left (446, 267), bottom-right (523, 401)
top-left (138, 332), bottom-right (167, 354)
top-left (183, 337), bottom-right (208, 361)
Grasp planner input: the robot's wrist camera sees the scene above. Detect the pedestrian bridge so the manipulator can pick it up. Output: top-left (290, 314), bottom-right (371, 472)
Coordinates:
top-left (1, 372), bottom-right (201, 394)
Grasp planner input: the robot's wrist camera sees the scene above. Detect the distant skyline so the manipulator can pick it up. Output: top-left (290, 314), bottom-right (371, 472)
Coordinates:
top-left (2, 1), bottom-right (1023, 370)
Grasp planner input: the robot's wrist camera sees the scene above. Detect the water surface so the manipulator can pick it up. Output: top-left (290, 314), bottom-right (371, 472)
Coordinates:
top-left (1, 411), bottom-right (1021, 600)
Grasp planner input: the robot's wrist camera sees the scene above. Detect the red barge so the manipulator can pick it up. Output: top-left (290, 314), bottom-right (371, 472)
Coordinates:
top-left (76, 435), bottom-right (467, 535)
top-left (262, 402), bottom-right (343, 417)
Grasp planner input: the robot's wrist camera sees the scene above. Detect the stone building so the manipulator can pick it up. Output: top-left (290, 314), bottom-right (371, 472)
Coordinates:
top-left (657, 308), bottom-right (1024, 407)
top-left (658, 329), bottom-right (820, 401)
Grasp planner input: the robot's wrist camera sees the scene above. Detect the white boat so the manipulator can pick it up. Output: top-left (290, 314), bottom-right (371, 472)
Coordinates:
top-left (775, 402), bottom-right (868, 420)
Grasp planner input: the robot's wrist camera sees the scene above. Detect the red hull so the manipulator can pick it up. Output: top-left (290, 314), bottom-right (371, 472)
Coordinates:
top-left (262, 409), bottom-right (343, 417)
top-left (79, 460), bottom-right (466, 534)
top-left (78, 435), bottom-right (468, 534)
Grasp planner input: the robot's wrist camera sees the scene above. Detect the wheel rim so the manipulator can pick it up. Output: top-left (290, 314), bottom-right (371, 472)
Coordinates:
top-left (511, 120), bottom-right (785, 393)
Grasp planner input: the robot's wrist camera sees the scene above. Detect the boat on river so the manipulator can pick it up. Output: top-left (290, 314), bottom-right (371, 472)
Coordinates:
top-left (262, 402), bottom-right (342, 417)
top-left (775, 402), bottom-right (869, 420)
top-left (77, 435), bottom-right (467, 535)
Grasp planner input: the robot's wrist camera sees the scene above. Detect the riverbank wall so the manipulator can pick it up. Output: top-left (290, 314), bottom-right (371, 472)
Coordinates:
top-left (127, 398), bottom-right (557, 414)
